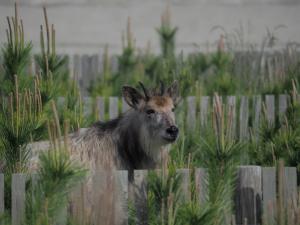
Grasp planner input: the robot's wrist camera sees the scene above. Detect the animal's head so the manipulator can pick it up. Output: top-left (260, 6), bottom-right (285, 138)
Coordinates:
top-left (122, 81), bottom-right (180, 145)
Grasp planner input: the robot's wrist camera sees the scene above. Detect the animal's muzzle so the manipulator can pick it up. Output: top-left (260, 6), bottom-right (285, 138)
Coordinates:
top-left (166, 125), bottom-right (179, 140)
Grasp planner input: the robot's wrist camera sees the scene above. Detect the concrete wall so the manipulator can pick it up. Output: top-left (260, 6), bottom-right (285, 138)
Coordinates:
top-left (1, 0), bottom-right (300, 5)
top-left (0, 0), bottom-right (299, 54)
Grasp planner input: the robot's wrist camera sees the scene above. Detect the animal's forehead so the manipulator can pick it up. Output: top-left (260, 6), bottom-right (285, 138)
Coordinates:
top-left (147, 96), bottom-right (173, 110)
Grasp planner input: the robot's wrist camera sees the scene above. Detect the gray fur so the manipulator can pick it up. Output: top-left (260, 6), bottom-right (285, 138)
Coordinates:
top-left (70, 108), bottom-right (170, 180)
top-left (69, 81), bottom-right (179, 180)
top-left (28, 82), bottom-right (179, 223)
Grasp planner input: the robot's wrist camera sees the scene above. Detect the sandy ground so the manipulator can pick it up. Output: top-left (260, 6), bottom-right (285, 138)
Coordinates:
top-left (0, 1), bottom-right (299, 54)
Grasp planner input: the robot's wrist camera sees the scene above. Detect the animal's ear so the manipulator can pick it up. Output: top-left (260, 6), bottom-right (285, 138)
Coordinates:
top-left (166, 80), bottom-right (180, 106)
top-left (122, 86), bottom-right (145, 109)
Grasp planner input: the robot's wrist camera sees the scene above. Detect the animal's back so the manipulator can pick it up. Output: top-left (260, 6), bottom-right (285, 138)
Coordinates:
top-left (69, 118), bottom-right (124, 173)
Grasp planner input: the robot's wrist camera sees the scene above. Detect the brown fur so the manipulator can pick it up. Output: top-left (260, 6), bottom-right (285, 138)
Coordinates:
top-left (149, 96), bottom-right (173, 108)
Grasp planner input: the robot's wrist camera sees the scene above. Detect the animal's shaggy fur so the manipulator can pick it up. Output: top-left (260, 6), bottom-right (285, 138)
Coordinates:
top-left (69, 111), bottom-right (162, 180)
top-left (68, 81), bottom-right (180, 181)
top-left (29, 81), bottom-right (180, 223)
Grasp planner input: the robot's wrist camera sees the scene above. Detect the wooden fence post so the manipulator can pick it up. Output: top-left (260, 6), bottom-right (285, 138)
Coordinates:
top-left (235, 166), bottom-right (262, 225)
top-left (262, 167), bottom-right (276, 224)
top-left (253, 95), bottom-right (262, 141)
top-left (283, 167), bottom-right (297, 207)
top-left (81, 54), bottom-right (90, 96)
top-left (83, 96), bottom-right (92, 117)
top-left (92, 171), bottom-right (128, 225)
top-left (111, 55), bottom-right (119, 73)
top-left (0, 174), bottom-right (4, 215)
top-left (227, 96), bottom-right (237, 139)
top-left (96, 96), bottom-right (105, 121)
top-left (92, 171), bottom-right (114, 225)
top-left (239, 96), bottom-right (249, 140)
top-left (187, 96), bottom-right (196, 130)
top-left (73, 54), bottom-right (82, 79)
top-left (177, 169), bottom-right (190, 202)
top-left (91, 54), bottom-right (100, 80)
top-left (200, 96), bottom-right (210, 129)
top-left (278, 94), bottom-right (288, 121)
top-left (68, 54), bottom-right (74, 79)
top-left (195, 168), bottom-right (207, 206)
top-left (69, 182), bottom-right (86, 225)
top-left (133, 170), bottom-right (148, 225)
top-left (12, 174), bottom-right (26, 225)
top-left (116, 170), bottom-right (128, 225)
top-left (109, 97), bottom-right (119, 119)
top-left (265, 95), bottom-right (275, 126)
top-left (98, 52), bottom-right (104, 74)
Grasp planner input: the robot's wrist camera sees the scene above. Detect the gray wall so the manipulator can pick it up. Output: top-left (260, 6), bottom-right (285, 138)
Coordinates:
top-left (1, 0), bottom-right (300, 5)
top-left (0, 0), bottom-right (299, 54)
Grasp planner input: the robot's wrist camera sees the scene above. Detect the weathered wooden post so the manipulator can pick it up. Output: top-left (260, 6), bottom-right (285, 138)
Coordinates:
top-left (0, 174), bottom-right (4, 215)
top-left (200, 96), bottom-right (210, 129)
top-left (187, 96), bottom-right (196, 130)
top-left (12, 174), bottom-right (26, 225)
top-left (109, 97), bottom-right (119, 119)
top-left (96, 96), bottom-right (105, 121)
top-left (133, 170), bottom-right (148, 225)
top-left (239, 96), bottom-right (249, 140)
top-left (227, 96), bottom-right (237, 139)
top-left (262, 167), bottom-right (276, 224)
top-left (177, 169), bottom-right (190, 202)
top-left (252, 95), bottom-right (262, 141)
top-left (195, 168), bottom-right (207, 205)
top-left (235, 166), bottom-right (262, 225)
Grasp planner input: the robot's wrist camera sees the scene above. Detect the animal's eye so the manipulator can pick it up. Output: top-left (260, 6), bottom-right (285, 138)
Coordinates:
top-left (146, 109), bottom-right (155, 115)
top-left (171, 108), bottom-right (175, 112)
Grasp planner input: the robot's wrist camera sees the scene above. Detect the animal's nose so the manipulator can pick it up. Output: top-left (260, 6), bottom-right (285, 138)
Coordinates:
top-left (166, 125), bottom-right (179, 138)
